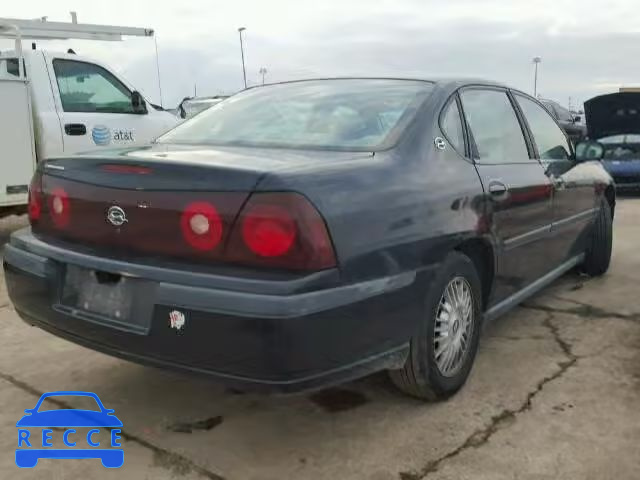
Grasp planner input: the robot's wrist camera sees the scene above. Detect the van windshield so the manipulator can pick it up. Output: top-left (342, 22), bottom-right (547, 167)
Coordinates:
top-left (158, 79), bottom-right (433, 151)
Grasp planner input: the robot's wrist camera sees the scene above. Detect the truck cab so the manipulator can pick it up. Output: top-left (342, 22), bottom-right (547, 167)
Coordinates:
top-left (0, 16), bottom-right (181, 216)
top-left (0, 49), bottom-right (178, 160)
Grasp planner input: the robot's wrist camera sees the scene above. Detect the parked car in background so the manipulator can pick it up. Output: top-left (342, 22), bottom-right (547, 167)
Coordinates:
top-left (541, 99), bottom-right (586, 143)
top-left (3, 78), bottom-right (614, 401)
top-left (176, 96), bottom-right (229, 119)
top-left (584, 92), bottom-right (640, 191)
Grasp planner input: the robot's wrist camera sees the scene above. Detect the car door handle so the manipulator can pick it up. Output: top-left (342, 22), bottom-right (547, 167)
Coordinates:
top-left (488, 181), bottom-right (509, 199)
top-left (64, 123), bottom-right (87, 136)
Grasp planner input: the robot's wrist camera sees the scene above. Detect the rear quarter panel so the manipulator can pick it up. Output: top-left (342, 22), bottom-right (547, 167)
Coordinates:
top-left (255, 91), bottom-right (488, 285)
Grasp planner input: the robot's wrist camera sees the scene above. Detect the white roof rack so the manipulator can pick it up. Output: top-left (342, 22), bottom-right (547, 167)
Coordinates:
top-left (0, 15), bottom-right (153, 41)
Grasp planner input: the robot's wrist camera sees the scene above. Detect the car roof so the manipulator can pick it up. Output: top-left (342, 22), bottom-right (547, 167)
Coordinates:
top-left (247, 77), bottom-right (507, 92)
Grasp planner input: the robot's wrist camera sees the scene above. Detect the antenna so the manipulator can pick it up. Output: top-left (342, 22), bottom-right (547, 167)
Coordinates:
top-left (154, 36), bottom-right (163, 107)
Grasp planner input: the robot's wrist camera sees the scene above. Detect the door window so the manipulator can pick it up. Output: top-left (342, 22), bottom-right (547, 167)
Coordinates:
top-left (440, 98), bottom-right (465, 153)
top-left (460, 89), bottom-right (530, 163)
top-left (516, 95), bottom-right (571, 160)
top-left (53, 59), bottom-right (135, 114)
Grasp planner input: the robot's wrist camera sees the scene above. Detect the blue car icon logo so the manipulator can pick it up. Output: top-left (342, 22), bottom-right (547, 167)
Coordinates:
top-left (91, 125), bottom-right (111, 146)
top-left (16, 391), bottom-right (123, 468)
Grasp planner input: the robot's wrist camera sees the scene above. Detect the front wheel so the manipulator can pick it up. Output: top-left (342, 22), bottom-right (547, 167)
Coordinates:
top-left (389, 252), bottom-right (483, 401)
top-left (582, 199), bottom-right (613, 276)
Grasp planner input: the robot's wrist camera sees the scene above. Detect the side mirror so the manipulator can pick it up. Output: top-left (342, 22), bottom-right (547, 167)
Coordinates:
top-left (573, 115), bottom-right (581, 123)
top-left (131, 91), bottom-right (148, 114)
top-left (575, 140), bottom-right (604, 162)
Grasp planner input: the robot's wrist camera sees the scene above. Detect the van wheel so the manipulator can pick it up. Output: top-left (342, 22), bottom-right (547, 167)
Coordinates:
top-left (389, 252), bottom-right (482, 400)
top-left (582, 199), bottom-right (613, 276)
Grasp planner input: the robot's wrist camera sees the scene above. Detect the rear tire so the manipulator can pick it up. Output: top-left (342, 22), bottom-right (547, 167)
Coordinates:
top-left (389, 252), bottom-right (483, 401)
top-left (582, 199), bottom-right (612, 276)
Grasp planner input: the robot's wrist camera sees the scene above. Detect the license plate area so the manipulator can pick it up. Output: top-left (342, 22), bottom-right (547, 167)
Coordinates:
top-left (58, 265), bottom-right (154, 334)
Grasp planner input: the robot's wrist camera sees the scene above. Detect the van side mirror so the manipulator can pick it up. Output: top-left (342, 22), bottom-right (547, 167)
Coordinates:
top-left (131, 91), bottom-right (148, 114)
top-left (575, 140), bottom-right (604, 162)
top-left (573, 115), bottom-right (581, 123)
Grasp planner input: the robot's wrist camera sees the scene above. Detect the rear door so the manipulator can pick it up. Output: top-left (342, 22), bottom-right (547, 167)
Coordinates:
top-left (45, 55), bottom-right (168, 154)
top-left (460, 87), bottom-right (554, 303)
top-left (513, 93), bottom-right (597, 265)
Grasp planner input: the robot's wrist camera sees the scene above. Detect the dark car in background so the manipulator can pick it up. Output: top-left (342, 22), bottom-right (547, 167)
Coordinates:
top-left (584, 92), bottom-right (640, 191)
top-left (3, 78), bottom-right (614, 400)
top-left (541, 99), bottom-right (587, 143)
top-left (175, 96), bottom-right (229, 119)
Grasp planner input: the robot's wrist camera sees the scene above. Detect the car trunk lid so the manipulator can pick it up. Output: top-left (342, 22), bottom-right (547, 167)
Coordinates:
top-left (29, 144), bottom-right (342, 270)
top-left (585, 92), bottom-right (640, 139)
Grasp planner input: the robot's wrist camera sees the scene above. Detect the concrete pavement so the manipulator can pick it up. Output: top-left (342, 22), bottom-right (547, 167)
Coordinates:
top-left (1, 200), bottom-right (639, 480)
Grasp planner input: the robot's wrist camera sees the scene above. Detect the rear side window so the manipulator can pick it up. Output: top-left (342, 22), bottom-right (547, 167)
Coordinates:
top-left (53, 59), bottom-right (135, 114)
top-left (460, 89), bottom-right (529, 163)
top-left (441, 99), bottom-right (465, 153)
top-left (0, 58), bottom-right (23, 78)
top-left (516, 95), bottom-right (571, 160)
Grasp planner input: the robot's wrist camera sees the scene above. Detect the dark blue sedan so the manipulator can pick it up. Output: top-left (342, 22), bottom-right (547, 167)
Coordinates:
top-left (3, 78), bottom-right (614, 400)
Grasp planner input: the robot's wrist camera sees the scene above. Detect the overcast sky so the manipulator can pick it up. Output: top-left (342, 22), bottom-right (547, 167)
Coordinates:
top-left (3, 1), bottom-right (640, 109)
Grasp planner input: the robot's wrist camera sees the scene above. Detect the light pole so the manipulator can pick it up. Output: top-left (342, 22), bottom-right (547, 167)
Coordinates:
top-left (532, 57), bottom-right (542, 98)
top-left (238, 27), bottom-right (247, 89)
top-left (259, 67), bottom-right (267, 85)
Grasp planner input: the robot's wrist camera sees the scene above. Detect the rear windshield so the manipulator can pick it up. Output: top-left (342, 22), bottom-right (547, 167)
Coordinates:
top-left (158, 79), bottom-right (433, 151)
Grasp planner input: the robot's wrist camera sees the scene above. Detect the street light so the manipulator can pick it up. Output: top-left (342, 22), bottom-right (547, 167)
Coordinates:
top-left (532, 56), bottom-right (542, 98)
top-left (259, 67), bottom-right (268, 85)
top-left (238, 27), bottom-right (247, 89)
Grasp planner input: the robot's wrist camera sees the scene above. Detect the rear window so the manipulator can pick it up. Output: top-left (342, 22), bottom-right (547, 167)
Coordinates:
top-left (158, 79), bottom-right (433, 151)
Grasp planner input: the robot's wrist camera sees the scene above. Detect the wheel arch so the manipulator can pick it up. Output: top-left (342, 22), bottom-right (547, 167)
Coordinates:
top-left (454, 237), bottom-right (495, 311)
top-left (604, 185), bottom-right (615, 219)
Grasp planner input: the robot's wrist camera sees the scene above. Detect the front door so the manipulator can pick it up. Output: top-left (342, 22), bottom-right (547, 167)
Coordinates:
top-left (460, 88), bottom-right (554, 304)
top-left (513, 94), bottom-right (597, 265)
top-left (45, 56), bottom-right (170, 154)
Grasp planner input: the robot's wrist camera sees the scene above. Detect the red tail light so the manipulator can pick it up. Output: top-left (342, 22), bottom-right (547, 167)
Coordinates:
top-left (227, 193), bottom-right (336, 270)
top-left (180, 202), bottom-right (223, 251)
top-left (49, 188), bottom-right (71, 228)
top-left (242, 204), bottom-right (297, 257)
top-left (28, 174), bottom-right (43, 223)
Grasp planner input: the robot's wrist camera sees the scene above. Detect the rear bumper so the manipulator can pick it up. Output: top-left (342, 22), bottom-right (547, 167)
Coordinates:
top-left (3, 229), bottom-right (431, 393)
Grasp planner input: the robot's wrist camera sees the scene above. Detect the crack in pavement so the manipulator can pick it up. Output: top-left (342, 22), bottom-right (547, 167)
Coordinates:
top-left (398, 312), bottom-right (578, 480)
top-left (0, 371), bottom-right (226, 480)
top-left (522, 298), bottom-right (640, 323)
